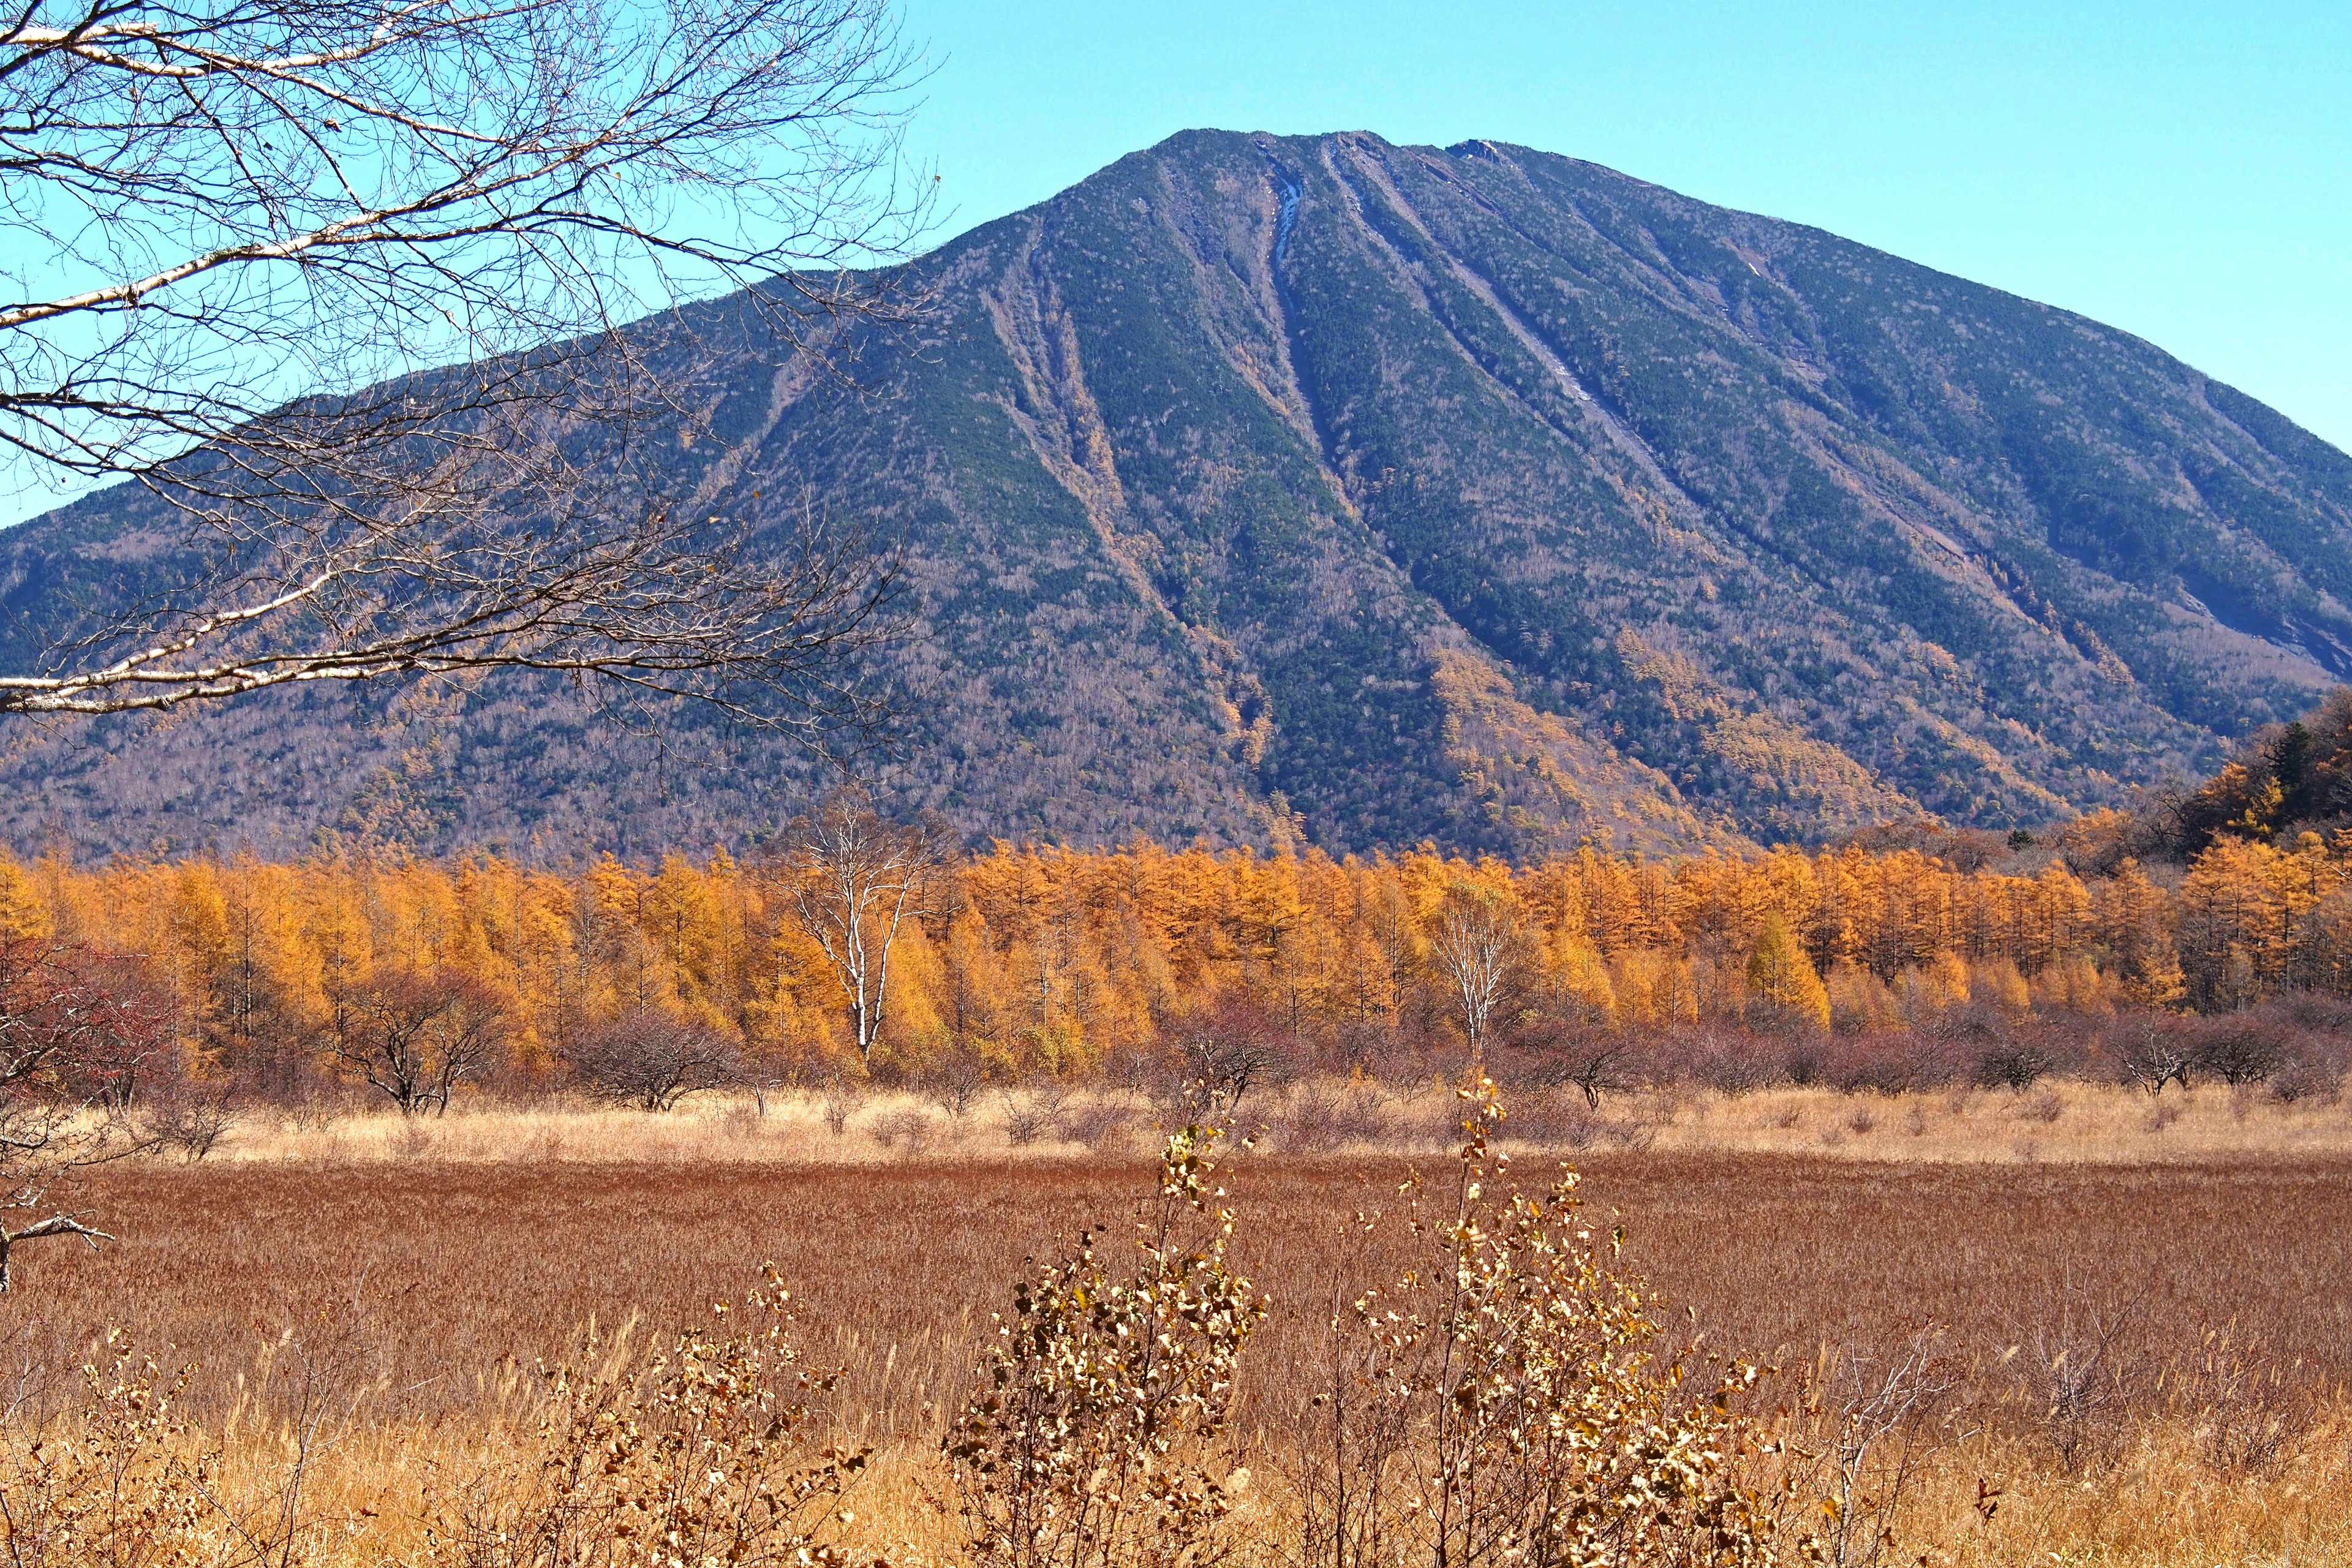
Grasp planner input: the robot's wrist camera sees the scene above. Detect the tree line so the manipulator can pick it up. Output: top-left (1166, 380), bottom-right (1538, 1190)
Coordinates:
top-left (1, 796), bottom-right (2343, 1112)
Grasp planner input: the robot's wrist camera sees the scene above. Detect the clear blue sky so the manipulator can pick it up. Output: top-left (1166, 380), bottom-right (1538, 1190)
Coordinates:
top-left (897, 0), bottom-right (2352, 451)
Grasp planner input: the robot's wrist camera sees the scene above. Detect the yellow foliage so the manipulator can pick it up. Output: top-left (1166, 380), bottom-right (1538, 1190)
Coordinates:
top-left (1746, 912), bottom-right (1829, 1031)
top-left (0, 853), bottom-right (51, 940)
top-left (18, 827), bottom-right (2345, 1077)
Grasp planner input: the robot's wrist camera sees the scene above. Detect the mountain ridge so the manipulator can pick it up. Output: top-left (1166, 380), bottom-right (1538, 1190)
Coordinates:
top-left (4, 128), bottom-right (2348, 859)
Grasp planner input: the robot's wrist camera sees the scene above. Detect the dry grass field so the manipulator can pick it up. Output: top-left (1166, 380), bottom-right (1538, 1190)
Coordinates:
top-left (189, 1075), bottom-right (2352, 1167)
top-left (4, 1104), bottom-right (2352, 1568)
top-left (6, 1086), bottom-right (2351, 1567)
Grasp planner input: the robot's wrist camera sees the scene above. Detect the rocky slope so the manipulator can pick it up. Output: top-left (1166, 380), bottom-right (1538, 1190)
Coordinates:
top-left (5, 129), bottom-right (2350, 859)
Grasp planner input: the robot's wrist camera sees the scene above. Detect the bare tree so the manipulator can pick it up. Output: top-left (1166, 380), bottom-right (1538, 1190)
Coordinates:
top-left (1531, 1025), bottom-right (1638, 1109)
top-left (1, 0), bottom-right (928, 728)
top-left (2026, 1292), bottom-right (2144, 1473)
top-left (326, 968), bottom-right (505, 1115)
top-left (1429, 883), bottom-right (1520, 1060)
top-left (0, 935), bottom-right (166, 1289)
top-left (565, 1012), bottom-right (741, 1110)
top-left (1160, 992), bottom-right (1292, 1120)
top-left (922, 1044), bottom-right (987, 1118)
top-left (780, 785), bottom-right (949, 1066)
top-left (2111, 1016), bottom-right (2197, 1096)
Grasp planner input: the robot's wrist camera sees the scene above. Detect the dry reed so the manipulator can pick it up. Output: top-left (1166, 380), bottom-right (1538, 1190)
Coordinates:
top-left (4, 1104), bottom-right (2350, 1566)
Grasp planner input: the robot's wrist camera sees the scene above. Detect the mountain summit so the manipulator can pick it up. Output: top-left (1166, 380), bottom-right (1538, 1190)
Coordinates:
top-left (6, 129), bottom-right (2350, 857)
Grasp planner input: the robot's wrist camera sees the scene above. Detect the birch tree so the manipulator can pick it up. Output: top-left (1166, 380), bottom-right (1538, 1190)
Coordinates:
top-left (1430, 882), bottom-right (1521, 1060)
top-left (783, 787), bottom-right (949, 1067)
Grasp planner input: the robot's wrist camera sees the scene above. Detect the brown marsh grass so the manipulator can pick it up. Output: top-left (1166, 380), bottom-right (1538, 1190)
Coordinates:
top-left (7, 1132), bottom-right (2352, 1566)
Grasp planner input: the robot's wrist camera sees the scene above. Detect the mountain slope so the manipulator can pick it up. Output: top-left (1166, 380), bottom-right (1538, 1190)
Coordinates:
top-left (4, 129), bottom-right (2349, 859)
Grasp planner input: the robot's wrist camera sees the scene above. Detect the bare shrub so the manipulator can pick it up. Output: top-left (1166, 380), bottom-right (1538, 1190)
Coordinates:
top-left (2267, 1060), bottom-right (2341, 1104)
top-left (1284, 1076), bottom-right (1785, 1568)
top-left (1820, 1031), bottom-right (1958, 1095)
top-left (997, 1084), bottom-right (1070, 1147)
top-left (1272, 1083), bottom-right (1348, 1153)
top-left (2180, 1322), bottom-right (2320, 1476)
top-left (1267, 1080), bottom-right (1395, 1153)
top-left (2019, 1086), bottom-right (2065, 1125)
top-left (2189, 1017), bottom-right (2291, 1087)
top-left (1673, 1028), bottom-right (1774, 1096)
top-left (870, 1107), bottom-right (943, 1158)
top-left (820, 1076), bottom-right (862, 1138)
top-left (1809, 1327), bottom-right (1961, 1568)
top-left (1060, 1097), bottom-right (1139, 1154)
top-left (944, 1126), bottom-right (1261, 1568)
top-left (424, 1266), bottom-right (872, 1568)
top-left (1505, 1090), bottom-right (1660, 1152)
top-left (565, 1014), bottom-right (741, 1111)
top-left (925, 1047), bottom-right (989, 1119)
top-left (1972, 1031), bottom-right (2054, 1091)
top-left (2024, 1297), bottom-right (2143, 1473)
top-left (145, 1084), bottom-right (243, 1163)
top-left (1846, 1106), bottom-right (1877, 1135)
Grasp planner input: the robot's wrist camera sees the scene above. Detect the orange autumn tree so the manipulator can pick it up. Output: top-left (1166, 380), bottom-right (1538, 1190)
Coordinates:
top-left (3, 820), bottom-right (2344, 1098)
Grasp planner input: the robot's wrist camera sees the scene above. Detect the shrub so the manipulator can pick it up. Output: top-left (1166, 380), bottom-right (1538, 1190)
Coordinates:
top-left (2188, 1016), bottom-right (2292, 1087)
top-left (2176, 1322), bottom-right (2320, 1476)
top-left (944, 1126), bottom-right (1262, 1568)
top-left (871, 1106), bottom-right (945, 1155)
top-left (1270, 1081), bottom-right (1392, 1152)
top-left (1060, 1095), bottom-right (1140, 1153)
top-left (1815, 1031), bottom-right (1957, 1095)
top-left (997, 1084), bottom-right (1070, 1146)
top-left (1284, 1077), bottom-right (1787, 1568)
top-left (1972, 1032), bottom-right (2055, 1091)
top-left (145, 1082), bottom-right (243, 1162)
top-left (2269, 1060), bottom-right (2342, 1104)
top-left (564, 1014), bottom-right (742, 1111)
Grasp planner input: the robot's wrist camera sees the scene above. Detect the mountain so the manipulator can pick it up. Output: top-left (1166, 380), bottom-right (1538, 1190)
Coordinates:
top-left (6, 129), bottom-right (2352, 861)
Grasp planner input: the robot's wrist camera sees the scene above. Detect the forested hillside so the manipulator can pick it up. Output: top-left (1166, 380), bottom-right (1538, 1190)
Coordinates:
top-left (6, 129), bottom-right (2351, 858)
top-left (1, 748), bottom-right (2342, 1100)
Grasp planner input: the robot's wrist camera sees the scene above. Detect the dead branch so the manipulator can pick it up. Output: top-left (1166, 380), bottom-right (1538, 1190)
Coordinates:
top-left (2, 0), bottom-right (929, 728)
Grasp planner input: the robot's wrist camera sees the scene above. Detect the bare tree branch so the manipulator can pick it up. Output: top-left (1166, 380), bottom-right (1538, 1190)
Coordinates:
top-left (2, 0), bottom-right (929, 728)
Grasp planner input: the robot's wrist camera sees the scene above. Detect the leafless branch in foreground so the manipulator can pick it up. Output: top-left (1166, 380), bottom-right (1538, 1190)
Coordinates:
top-left (2, 0), bottom-right (929, 727)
